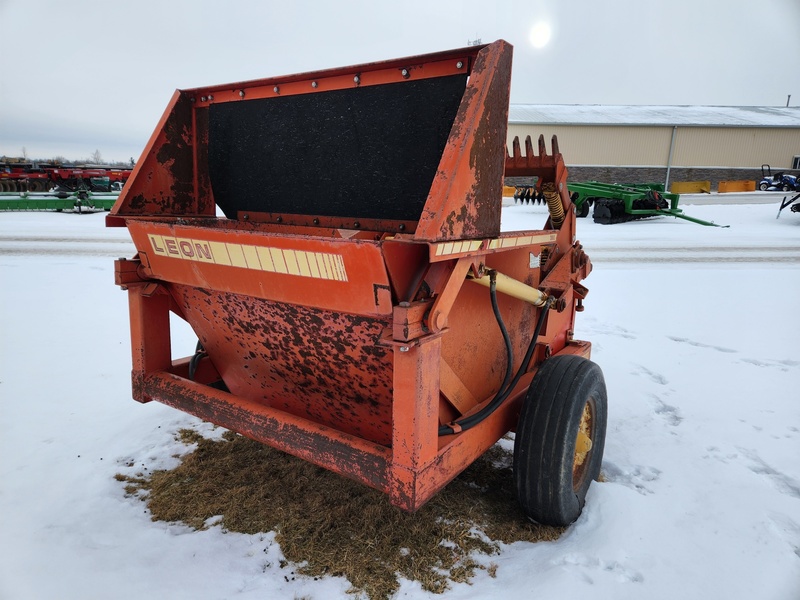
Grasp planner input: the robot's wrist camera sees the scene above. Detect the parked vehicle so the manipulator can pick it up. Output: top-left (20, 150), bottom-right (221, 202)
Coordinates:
top-left (759, 164), bottom-right (799, 191)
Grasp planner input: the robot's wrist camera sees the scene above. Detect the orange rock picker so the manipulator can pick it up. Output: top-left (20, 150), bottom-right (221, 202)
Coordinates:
top-left (109, 40), bottom-right (606, 526)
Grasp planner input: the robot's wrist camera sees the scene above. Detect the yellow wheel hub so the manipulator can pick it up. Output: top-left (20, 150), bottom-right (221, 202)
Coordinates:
top-left (573, 402), bottom-right (593, 477)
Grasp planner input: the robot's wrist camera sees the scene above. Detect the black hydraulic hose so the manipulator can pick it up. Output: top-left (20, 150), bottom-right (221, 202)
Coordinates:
top-left (188, 340), bottom-right (207, 381)
top-left (499, 294), bottom-right (554, 401)
top-left (438, 278), bottom-right (554, 436)
top-left (490, 272), bottom-right (515, 402)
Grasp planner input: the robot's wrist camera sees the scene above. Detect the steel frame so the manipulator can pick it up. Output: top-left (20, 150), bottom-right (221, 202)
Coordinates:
top-left (110, 40), bottom-right (594, 511)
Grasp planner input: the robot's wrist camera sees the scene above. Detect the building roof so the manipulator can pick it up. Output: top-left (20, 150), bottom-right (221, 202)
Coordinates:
top-left (508, 105), bottom-right (800, 128)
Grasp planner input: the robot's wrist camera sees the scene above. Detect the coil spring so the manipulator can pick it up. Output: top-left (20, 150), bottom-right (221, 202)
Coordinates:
top-left (542, 182), bottom-right (564, 227)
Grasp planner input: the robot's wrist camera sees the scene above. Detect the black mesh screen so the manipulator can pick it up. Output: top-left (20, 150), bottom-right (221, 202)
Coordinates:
top-left (208, 75), bottom-right (467, 221)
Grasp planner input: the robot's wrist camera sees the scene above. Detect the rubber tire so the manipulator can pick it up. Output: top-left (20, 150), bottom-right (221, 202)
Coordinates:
top-left (513, 355), bottom-right (607, 526)
top-left (577, 199), bottom-right (591, 218)
top-left (759, 182), bottom-right (769, 191)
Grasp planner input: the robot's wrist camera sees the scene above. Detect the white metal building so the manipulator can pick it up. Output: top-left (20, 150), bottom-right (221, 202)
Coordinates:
top-left (507, 105), bottom-right (800, 185)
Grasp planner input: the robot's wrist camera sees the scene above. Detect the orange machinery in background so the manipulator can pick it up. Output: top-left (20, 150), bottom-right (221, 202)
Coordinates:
top-left (108, 40), bottom-right (607, 526)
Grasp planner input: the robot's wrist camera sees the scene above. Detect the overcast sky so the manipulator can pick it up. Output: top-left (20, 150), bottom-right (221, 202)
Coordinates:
top-left (1, 0), bottom-right (798, 163)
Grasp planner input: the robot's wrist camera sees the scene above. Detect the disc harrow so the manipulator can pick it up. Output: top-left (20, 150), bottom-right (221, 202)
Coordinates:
top-left (592, 190), bottom-right (669, 224)
top-left (569, 181), bottom-right (727, 227)
top-left (512, 185), bottom-right (545, 205)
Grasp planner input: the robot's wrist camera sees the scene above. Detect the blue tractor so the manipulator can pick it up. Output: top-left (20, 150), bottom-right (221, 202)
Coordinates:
top-left (759, 164), bottom-right (799, 191)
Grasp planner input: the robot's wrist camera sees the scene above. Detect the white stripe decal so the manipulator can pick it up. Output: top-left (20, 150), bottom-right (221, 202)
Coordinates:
top-left (148, 235), bottom-right (348, 281)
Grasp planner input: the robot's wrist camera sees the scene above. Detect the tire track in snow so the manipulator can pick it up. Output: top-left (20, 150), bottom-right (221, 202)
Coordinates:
top-left (0, 233), bottom-right (135, 258)
top-left (588, 245), bottom-right (800, 264)
top-left (0, 235), bottom-right (130, 244)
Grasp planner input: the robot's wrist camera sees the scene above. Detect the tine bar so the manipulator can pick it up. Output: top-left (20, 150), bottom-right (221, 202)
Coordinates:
top-left (504, 134), bottom-right (565, 180)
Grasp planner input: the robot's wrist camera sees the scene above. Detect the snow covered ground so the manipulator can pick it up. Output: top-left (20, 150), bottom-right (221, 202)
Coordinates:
top-left (1, 199), bottom-right (799, 599)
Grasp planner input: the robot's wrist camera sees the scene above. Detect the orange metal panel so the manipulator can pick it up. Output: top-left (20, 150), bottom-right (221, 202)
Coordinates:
top-left (414, 41), bottom-right (513, 241)
top-left (140, 371), bottom-right (392, 493)
top-left (107, 93), bottom-right (215, 224)
top-left (718, 180), bottom-right (756, 193)
top-left (125, 219), bottom-right (393, 316)
top-left (171, 284), bottom-right (395, 446)
top-left (399, 341), bottom-right (592, 510)
top-left (400, 374), bottom-right (528, 510)
top-left (670, 180), bottom-right (711, 194)
top-left (239, 210), bottom-right (418, 234)
top-left (439, 358), bottom-right (477, 415)
top-left (190, 56), bottom-right (473, 107)
top-left (128, 286), bottom-right (171, 388)
top-left (440, 246), bottom-right (540, 410)
top-left (390, 336), bottom-right (443, 508)
top-left (427, 230), bottom-right (558, 262)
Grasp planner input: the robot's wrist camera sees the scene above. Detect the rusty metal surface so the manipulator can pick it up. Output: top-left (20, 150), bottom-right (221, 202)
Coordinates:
top-left (109, 92), bottom-right (211, 221)
top-left (397, 370), bottom-right (527, 510)
top-left (399, 340), bottom-right (592, 510)
top-left (189, 49), bottom-right (477, 107)
top-left (238, 211), bottom-right (418, 235)
top-left (171, 284), bottom-right (395, 446)
top-left (505, 134), bottom-right (562, 178)
top-left (414, 41), bottom-right (513, 242)
top-left (142, 371), bottom-right (392, 492)
top-left (193, 107), bottom-right (215, 214)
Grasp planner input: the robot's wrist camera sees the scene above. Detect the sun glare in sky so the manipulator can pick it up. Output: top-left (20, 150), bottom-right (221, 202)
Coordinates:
top-left (529, 21), bottom-right (552, 48)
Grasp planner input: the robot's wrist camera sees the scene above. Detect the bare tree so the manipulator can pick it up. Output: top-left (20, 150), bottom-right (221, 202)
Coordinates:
top-left (21, 146), bottom-right (28, 160)
top-left (90, 149), bottom-right (103, 164)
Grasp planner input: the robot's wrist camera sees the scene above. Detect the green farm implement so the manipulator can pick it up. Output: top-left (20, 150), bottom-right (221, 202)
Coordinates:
top-left (0, 190), bottom-right (119, 212)
top-left (566, 182), bottom-right (727, 227)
